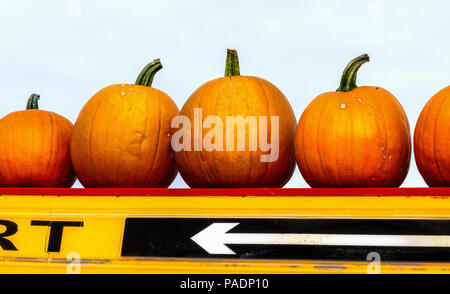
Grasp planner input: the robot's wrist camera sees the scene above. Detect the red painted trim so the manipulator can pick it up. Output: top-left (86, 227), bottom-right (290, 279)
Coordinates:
top-left (0, 187), bottom-right (448, 196)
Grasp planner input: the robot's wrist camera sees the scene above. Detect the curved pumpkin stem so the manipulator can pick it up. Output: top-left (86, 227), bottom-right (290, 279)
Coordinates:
top-left (26, 94), bottom-right (40, 110)
top-left (337, 54), bottom-right (370, 92)
top-left (135, 59), bottom-right (163, 87)
top-left (225, 48), bottom-right (240, 77)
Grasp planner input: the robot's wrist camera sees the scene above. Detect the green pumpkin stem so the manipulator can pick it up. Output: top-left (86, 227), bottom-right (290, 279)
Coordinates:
top-left (26, 94), bottom-right (40, 110)
top-left (225, 48), bottom-right (240, 77)
top-left (135, 59), bottom-right (163, 87)
top-left (337, 54), bottom-right (370, 92)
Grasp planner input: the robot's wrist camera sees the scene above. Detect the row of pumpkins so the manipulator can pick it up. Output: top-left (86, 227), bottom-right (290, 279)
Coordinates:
top-left (0, 49), bottom-right (448, 188)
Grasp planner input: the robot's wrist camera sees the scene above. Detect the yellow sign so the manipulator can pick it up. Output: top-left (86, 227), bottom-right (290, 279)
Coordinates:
top-left (0, 191), bottom-right (449, 273)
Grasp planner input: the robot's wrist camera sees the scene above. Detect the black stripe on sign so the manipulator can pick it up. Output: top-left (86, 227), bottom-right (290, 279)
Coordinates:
top-left (121, 218), bottom-right (450, 261)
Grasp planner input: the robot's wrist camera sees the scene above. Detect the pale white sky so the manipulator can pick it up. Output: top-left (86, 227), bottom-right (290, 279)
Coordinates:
top-left (1, 0), bottom-right (448, 187)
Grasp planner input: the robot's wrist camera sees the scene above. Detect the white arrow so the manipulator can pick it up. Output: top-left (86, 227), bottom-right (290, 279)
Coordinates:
top-left (190, 223), bottom-right (450, 255)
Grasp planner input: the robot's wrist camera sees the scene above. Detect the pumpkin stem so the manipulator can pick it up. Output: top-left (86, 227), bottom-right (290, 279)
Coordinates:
top-left (336, 54), bottom-right (370, 92)
top-left (225, 48), bottom-right (240, 77)
top-left (26, 94), bottom-right (40, 110)
top-left (135, 59), bottom-right (163, 87)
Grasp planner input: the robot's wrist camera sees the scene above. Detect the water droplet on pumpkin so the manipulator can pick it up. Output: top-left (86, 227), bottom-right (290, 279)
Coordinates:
top-left (340, 104), bottom-right (346, 109)
top-left (381, 147), bottom-right (385, 151)
top-left (371, 178), bottom-right (376, 182)
top-left (121, 91), bottom-right (126, 96)
top-left (388, 155), bottom-right (392, 160)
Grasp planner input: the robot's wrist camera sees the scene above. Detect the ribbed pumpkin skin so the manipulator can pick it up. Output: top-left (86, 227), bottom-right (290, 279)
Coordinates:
top-left (0, 110), bottom-right (76, 187)
top-left (71, 84), bottom-right (179, 188)
top-left (296, 86), bottom-right (411, 187)
top-left (414, 86), bottom-right (450, 187)
top-left (174, 76), bottom-right (297, 187)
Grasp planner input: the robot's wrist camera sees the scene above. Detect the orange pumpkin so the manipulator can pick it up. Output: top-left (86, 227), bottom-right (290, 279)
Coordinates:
top-left (295, 54), bottom-right (411, 187)
top-left (414, 86), bottom-right (450, 187)
top-left (173, 49), bottom-right (297, 187)
top-left (0, 94), bottom-right (76, 187)
top-left (71, 59), bottom-right (179, 187)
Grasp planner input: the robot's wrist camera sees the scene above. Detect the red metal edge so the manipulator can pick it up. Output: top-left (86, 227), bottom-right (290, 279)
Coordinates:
top-left (0, 187), bottom-right (448, 196)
